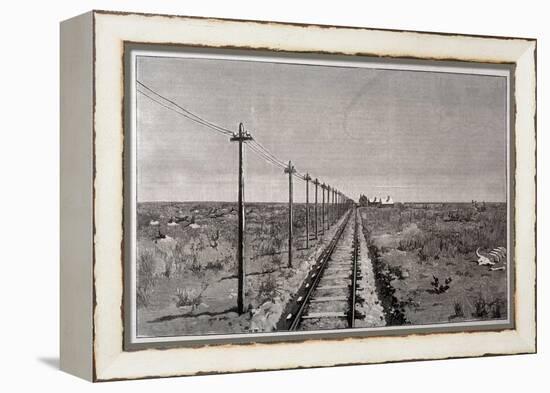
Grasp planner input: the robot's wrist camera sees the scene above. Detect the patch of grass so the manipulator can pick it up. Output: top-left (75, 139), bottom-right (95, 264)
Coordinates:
top-left (270, 253), bottom-right (283, 267)
top-left (189, 254), bottom-right (204, 277)
top-left (363, 204), bottom-right (506, 262)
top-left (206, 259), bottom-right (225, 272)
top-left (491, 298), bottom-right (505, 319)
top-left (368, 245), bottom-right (408, 325)
top-left (174, 283), bottom-right (209, 310)
top-left (137, 249), bottom-right (155, 308)
top-left (360, 203), bottom-right (507, 326)
top-left (388, 265), bottom-right (405, 280)
top-left (450, 302), bottom-right (464, 320)
top-left (174, 288), bottom-right (201, 309)
top-left (471, 294), bottom-right (506, 319)
top-left (428, 275), bottom-right (452, 294)
top-left (472, 295), bottom-right (489, 318)
top-left (257, 274), bottom-right (280, 304)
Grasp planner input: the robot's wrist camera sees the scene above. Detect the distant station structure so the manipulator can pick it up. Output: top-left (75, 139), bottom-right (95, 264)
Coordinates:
top-left (359, 194), bottom-right (394, 207)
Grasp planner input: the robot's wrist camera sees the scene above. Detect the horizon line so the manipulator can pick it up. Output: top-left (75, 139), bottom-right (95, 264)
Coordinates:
top-left (137, 200), bottom-right (506, 204)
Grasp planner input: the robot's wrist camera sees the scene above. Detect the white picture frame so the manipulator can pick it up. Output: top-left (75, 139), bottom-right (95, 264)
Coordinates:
top-left (60, 10), bottom-right (536, 381)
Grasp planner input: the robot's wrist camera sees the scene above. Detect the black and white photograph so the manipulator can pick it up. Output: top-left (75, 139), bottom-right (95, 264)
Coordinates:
top-left (127, 49), bottom-right (512, 343)
top-left (1, 0), bottom-right (543, 388)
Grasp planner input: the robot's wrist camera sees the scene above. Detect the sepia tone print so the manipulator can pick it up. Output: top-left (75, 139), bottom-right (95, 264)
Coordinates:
top-left (128, 50), bottom-right (511, 341)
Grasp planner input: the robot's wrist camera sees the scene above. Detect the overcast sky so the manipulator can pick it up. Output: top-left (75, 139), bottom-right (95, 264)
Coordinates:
top-left (136, 56), bottom-right (507, 203)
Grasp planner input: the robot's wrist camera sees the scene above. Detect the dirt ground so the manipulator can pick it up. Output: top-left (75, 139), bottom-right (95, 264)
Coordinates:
top-left (135, 201), bottom-right (508, 337)
top-left (360, 202), bottom-right (508, 326)
top-left (136, 201), bottom-right (345, 337)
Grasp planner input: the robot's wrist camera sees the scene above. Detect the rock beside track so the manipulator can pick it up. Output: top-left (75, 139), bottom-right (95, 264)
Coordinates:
top-left (355, 215), bottom-right (386, 327)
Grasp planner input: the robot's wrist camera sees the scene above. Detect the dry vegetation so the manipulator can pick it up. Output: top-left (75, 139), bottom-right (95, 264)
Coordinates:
top-left (135, 201), bottom-right (330, 337)
top-left (361, 202), bottom-right (508, 326)
top-left (135, 200), bottom-right (508, 337)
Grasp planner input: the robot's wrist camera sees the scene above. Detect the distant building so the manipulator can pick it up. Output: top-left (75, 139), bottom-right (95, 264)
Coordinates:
top-left (380, 195), bottom-right (394, 207)
top-left (369, 196), bottom-right (380, 206)
top-left (362, 195), bottom-right (394, 207)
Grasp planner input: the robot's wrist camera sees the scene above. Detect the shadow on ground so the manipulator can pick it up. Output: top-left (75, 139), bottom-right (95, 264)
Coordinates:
top-left (37, 357), bottom-right (59, 370)
top-left (148, 306), bottom-right (239, 323)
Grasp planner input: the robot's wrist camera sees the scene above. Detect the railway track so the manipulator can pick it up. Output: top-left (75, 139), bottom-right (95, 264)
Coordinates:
top-left (280, 207), bottom-right (362, 331)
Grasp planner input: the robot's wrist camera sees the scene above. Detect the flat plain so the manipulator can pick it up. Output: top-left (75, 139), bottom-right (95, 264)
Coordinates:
top-left (135, 201), bottom-right (507, 337)
top-left (361, 202), bottom-right (508, 326)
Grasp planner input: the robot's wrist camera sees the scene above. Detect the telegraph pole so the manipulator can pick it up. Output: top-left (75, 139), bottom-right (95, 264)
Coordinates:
top-left (230, 123), bottom-right (253, 315)
top-left (313, 178), bottom-right (319, 240)
top-left (337, 190), bottom-right (340, 219)
top-left (333, 189), bottom-right (337, 223)
top-left (343, 193), bottom-right (345, 215)
top-left (336, 191), bottom-right (339, 219)
top-left (284, 161), bottom-right (296, 268)
top-left (330, 188), bottom-right (333, 225)
top-left (327, 185), bottom-right (331, 229)
top-left (321, 183), bottom-right (326, 235)
top-left (304, 173), bottom-right (311, 248)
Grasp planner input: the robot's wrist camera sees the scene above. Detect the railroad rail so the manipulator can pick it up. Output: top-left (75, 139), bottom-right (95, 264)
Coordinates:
top-left (349, 207), bottom-right (359, 328)
top-left (278, 207), bottom-right (362, 331)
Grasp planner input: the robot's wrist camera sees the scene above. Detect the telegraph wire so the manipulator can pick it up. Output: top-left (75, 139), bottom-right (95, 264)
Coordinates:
top-left (246, 142), bottom-right (287, 169)
top-left (137, 81), bottom-right (233, 136)
top-left (248, 139), bottom-right (287, 168)
top-left (137, 81), bottom-right (294, 174)
top-left (137, 89), bottom-right (232, 137)
top-left (136, 80), bottom-right (346, 194)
